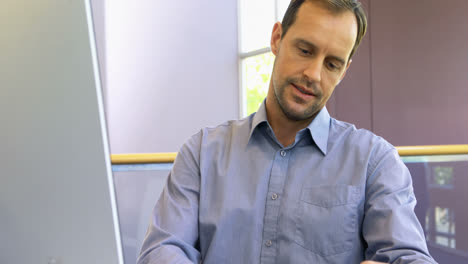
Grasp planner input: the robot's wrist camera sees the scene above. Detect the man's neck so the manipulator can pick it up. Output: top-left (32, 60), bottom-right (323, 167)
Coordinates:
top-left (265, 98), bottom-right (316, 147)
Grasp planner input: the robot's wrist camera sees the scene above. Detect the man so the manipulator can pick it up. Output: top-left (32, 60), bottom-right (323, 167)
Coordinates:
top-left (137, 0), bottom-right (437, 263)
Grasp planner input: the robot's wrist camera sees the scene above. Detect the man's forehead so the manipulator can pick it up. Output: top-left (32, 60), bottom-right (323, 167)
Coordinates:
top-left (295, 0), bottom-right (357, 30)
top-left (300, 0), bottom-right (352, 14)
top-left (290, 1), bottom-right (357, 57)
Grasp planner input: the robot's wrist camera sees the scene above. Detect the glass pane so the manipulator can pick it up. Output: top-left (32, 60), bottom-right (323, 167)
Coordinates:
top-left (112, 164), bottom-right (172, 264)
top-left (403, 154), bottom-right (468, 262)
top-left (436, 236), bottom-right (450, 247)
top-left (277, 0), bottom-right (291, 22)
top-left (433, 166), bottom-right (454, 186)
top-left (435, 207), bottom-right (451, 233)
top-left (114, 152), bottom-right (468, 264)
top-left (239, 0), bottom-right (275, 53)
top-left (242, 52), bottom-right (275, 116)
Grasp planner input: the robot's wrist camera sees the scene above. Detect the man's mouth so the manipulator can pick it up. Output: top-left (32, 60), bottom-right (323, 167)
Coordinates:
top-left (292, 83), bottom-right (315, 96)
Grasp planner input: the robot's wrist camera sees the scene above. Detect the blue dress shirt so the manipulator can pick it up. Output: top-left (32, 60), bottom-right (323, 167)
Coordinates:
top-left (137, 102), bottom-right (436, 264)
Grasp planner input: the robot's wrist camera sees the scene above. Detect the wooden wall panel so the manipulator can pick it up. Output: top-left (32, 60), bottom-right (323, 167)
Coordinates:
top-left (370, 0), bottom-right (468, 146)
top-left (330, 0), bottom-right (373, 131)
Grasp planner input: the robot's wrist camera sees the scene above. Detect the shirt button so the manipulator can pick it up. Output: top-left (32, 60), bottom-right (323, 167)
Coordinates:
top-left (271, 193), bottom-right (278, 200)
top-left (280, 150), bottom-right (286, 157)
top-left (265, 240), bottom-right (272, 247)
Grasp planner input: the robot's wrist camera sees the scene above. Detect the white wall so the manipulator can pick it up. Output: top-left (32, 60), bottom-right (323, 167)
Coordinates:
top-left (104, 0), bottom-right (239, 153)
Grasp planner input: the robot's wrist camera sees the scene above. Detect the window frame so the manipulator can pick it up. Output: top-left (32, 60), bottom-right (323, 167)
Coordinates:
top-left (238, 0), bottom-right (286, 117)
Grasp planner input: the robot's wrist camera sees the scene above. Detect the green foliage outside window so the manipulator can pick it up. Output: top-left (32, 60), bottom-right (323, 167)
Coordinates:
top-left (244, 52), bottom-right (275, 115)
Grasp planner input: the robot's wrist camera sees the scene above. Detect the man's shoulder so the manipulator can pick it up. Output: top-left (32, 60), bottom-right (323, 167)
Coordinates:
top-left (197, 114), bottom-right (253, 140)
top-left (204, 115), bottom-right (252, 135)
top-left (183, 115), bottom-right (254, 150)
top-left (330, 118), bottom-right (395, 154)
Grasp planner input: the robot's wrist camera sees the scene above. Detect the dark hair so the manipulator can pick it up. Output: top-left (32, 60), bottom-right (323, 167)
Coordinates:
top-left (281, 0), bottom-right (367, 60)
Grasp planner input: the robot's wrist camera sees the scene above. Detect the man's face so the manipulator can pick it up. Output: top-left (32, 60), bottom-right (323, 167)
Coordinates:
top-left (268, 1), bottom-right (358, 121)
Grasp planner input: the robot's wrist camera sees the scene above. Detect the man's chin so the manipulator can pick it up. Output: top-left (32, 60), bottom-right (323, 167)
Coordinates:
top-left (281, 106), bottom-right (314, 121)
top-left (279, 101), bottom-right (322, 122)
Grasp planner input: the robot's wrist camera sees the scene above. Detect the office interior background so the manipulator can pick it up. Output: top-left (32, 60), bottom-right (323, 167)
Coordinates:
top-left (85, 0), bottom-right (468, 263)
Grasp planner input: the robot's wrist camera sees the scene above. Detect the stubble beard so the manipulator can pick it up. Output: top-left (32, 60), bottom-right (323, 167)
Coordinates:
top-left (273, 75), bottom-right (324, 121)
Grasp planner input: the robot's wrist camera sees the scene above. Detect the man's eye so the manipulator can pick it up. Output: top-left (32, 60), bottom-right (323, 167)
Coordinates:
top-left (327, 62), bottom-right (340, 71)
top-left (299, 48), bottom-right (310, 55)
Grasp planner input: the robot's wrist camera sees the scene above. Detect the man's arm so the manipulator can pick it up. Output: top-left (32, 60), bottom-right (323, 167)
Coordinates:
top-left (363, 147), bottom-right (437, 263)
top-left (137, 133), bottom-right (202, 264)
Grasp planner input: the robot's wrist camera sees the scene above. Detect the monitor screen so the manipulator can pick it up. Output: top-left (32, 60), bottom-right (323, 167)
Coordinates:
top-left (0, 0), bottom-right (124, 263)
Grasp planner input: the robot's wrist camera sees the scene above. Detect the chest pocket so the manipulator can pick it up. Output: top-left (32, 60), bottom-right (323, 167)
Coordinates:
top-left (294, 185), bottom-right (360, 256)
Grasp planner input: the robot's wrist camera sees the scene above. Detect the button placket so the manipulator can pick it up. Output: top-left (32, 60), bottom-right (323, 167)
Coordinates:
top-left (260, 147), bottom-right (291, 262)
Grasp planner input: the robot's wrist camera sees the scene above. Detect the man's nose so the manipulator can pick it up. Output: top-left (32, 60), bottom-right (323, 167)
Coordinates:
top-left (303, 59), bottom-right (322, 83)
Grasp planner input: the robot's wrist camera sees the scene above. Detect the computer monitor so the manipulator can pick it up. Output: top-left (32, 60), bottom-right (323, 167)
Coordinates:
top-left (0, 0), bottom-right (124, 263)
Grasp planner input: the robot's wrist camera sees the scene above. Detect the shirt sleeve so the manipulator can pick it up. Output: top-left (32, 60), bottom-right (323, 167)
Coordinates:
top-left (362, 146), bottom-right (438, 264)
top-left (137, 132), bottom-right (202, 264)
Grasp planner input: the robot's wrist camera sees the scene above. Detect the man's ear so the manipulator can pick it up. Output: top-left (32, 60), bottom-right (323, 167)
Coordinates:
top-left (271, 22), bottom-right (283, 56)
top-left (338, 59), bottom-right (352, 84)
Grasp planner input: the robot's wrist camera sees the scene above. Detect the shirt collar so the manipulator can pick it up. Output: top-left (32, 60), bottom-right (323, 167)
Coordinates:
top-left (248, 100), bottom-right (269, 140)
top-left (305, 106), bottom-right (330, 155)
top-left (249, 100), bottom-right (330, 155)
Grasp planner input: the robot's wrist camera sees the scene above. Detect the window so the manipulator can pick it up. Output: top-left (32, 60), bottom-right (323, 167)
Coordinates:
top-left (424, 165), bottom-right (456, 249)
top-left (426, 206), bottom-right (456, 249)
top-left (432, 166), bottom-right (454, 188)
top-left (238, 0), bottom-right (291, 116)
